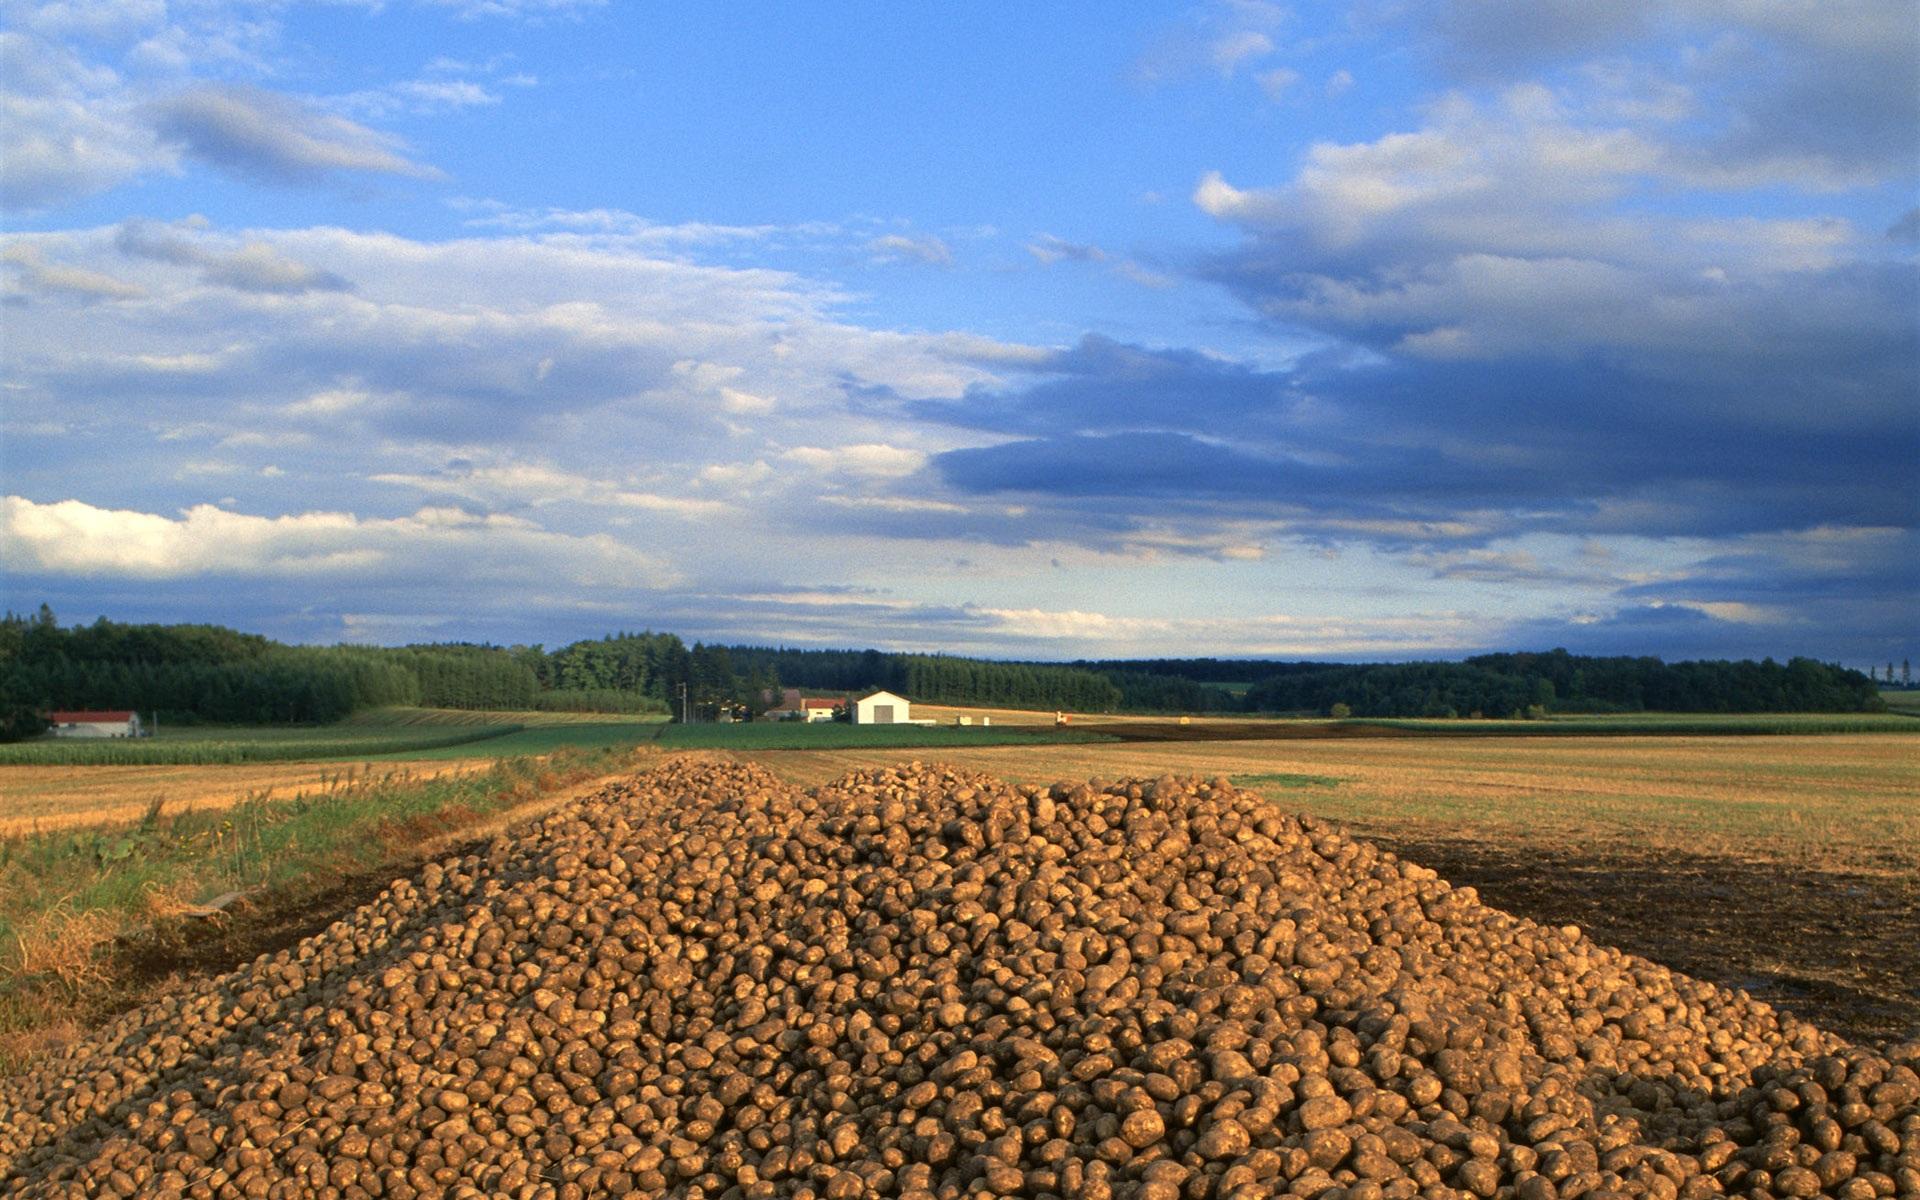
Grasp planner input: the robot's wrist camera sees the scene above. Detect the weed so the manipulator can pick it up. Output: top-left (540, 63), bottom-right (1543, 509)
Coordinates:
top-left (1229, 771), bottom-right (1344, 790)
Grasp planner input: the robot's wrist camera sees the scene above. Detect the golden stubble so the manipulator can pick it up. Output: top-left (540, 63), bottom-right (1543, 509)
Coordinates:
top-left (0, 760), bottom-right (486, 835)
top-left (740, 733), bottom-right (1920, 876)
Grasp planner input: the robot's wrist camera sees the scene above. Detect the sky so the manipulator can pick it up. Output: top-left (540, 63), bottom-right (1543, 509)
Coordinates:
top-left (2, 0), bottom-right (1916, 665)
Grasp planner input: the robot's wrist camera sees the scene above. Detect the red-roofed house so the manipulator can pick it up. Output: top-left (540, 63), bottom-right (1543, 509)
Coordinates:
top-left (800, 698), bottom-right (842, 723)
top-left (47, 710), bottom-right (144, 739)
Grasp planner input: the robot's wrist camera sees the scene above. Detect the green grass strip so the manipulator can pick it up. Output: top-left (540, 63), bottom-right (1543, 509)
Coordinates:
top-left (1347, 713), bottom-right (1919, 737)
top-left (0, 724), bottom-right (523, 766)
top-left (654, 723), bottom-right (1118, 750)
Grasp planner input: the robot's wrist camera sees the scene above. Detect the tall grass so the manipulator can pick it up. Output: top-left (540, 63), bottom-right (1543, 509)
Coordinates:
top-left (0, 744), bottom-right (632, 1063)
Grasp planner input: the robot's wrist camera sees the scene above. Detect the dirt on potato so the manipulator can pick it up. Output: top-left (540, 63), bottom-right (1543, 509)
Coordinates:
top-left (3, 759), bottom-right (1915, 1200)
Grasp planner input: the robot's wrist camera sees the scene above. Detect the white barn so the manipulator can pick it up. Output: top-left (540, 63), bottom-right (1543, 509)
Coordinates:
top-left (852, 690), bottom-right (911, 725)
top-left (48, 710), bottom-right (144, 738)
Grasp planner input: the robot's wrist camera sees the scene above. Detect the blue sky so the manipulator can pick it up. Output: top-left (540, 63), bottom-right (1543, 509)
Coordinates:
top-left (3, 0), bottom-right (1915, 665)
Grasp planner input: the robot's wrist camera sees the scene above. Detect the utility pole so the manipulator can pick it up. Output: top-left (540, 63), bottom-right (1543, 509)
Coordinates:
top-left (680, 681), bottom-right (690, 724)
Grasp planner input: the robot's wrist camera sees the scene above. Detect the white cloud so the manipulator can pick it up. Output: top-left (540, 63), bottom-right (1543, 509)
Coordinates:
top-left (3, 495), bottom-right (676, 587)
top-left (334, 79), bottom-right (502, 120)
top-left (782, 444), bottom-right (928, 479)
top-left (868, 233), bottom-right (953, 267)
top-left (1211, 30), bottom-right (1275, 74)
top-left (1134, 1), bottom-right (1288, 86)
top-left (422, 0), bottom-right (606, 18)
top-left (1257, 66), bottom-right (1300, 99)
top-left (0, 30), bottom-right (160, 212)
top-left (370, 462), bottom-right (737, 518)
top-left (974, 605), bottom-right (1485, 657)
top-left (1026, 235), bottom-right (1108, 265)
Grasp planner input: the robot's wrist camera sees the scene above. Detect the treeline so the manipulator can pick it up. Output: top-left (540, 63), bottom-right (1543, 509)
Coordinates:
top-left (720, 646), bottom-right (1121, 712)
top-left (1096, 671), bottom-right (1243, 714)
top-left (1, 607), bottom-right (1882, 739)
top-left (1242, 652), bottom-right (1879, 717)
top-left (1465, 650), bottom-right (1882, 715)
top-left (0, 611), bottom-right (669, 734)
top-left (1244, 662), bottom-right (1556, 718)
top-left (1074, 658), bottom-right (1329, 684)
top-left (0, 610), bottom-right (418, 729)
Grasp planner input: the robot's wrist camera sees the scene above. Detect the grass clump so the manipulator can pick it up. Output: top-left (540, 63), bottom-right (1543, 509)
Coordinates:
top-left (1230, 771), bottom-right (1345, 790)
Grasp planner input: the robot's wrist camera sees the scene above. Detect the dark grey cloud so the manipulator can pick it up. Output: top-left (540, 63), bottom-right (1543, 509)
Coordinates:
top-left (149, 85), bottom-right (440, 186)
top-left (912, 334), bottom-right (1302, 438)
top-left (1494, 604), bottom-right (1786, 662)
top-left (116, 220), bottom-right (353, 294)
top-left (1388, 0), bottom-right (1920, 186)
top-left (912, 330), bottom-right (1918, 548)
top-left (1619, 529), bottom-right (1920, 610)
top-left (1387, 0), bottom-right (1665, 77)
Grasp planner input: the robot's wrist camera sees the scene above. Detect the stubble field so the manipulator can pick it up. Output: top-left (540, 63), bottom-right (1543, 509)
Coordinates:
top-left (0, 709), bottom-right (668, 833)
top-left (3, 715), bottom-right (1914, 1053)
top-left (739, 731), bottom-right (1920, 1045)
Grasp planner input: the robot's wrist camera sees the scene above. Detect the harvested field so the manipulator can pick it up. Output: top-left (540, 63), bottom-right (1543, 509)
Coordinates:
top-left (4, 759), bottom-right (1916, 1199)
top-left (738, 735), bottom-right (1920, 871)
top-left (742, 735), bottom-right (1920, 1044)
top-left (0, 761), bottom-right (484, 835)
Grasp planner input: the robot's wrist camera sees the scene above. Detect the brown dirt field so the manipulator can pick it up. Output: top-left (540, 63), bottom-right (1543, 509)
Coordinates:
top-left (1370, 834), bottom-right (1920, 1049)
top-left (1076, 720), bottom-right (1421, 741)
top-left (0, 760), bottom-right (487, 835)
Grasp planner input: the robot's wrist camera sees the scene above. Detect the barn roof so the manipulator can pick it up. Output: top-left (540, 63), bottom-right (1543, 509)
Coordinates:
top-left (48, 710), bottom-right (136, 723)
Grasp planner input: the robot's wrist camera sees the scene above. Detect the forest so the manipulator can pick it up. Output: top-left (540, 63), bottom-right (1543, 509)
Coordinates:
top-left (0, 607), bottom-right (1884, 739)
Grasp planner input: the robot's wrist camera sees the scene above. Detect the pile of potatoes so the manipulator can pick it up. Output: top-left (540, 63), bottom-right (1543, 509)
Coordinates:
top-left (2, 759), bottom-right (1915, 1200)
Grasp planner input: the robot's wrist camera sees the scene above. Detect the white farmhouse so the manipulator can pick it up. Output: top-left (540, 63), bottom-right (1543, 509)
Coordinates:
top-left (852, 690), bottom-right (911, 724)
top-left (48, 710), bottom-right (144, 738)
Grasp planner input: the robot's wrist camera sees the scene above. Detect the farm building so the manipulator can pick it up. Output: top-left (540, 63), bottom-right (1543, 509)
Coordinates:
top-left (759, 688), bottom-right (806, 720)
top-left (800, 698), bottom-right (841, 723)
top-left (47, 710), bottom-right (144, 738)
top-left (853, 690), bottom-right (915, 725)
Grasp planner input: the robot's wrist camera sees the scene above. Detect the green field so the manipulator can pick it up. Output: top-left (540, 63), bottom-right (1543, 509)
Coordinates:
top-left (0, 706), bottom-right (675, 766)
top-left (654, 722), bottom-right (1117, 750)
top-left (359, 721), bottom-right (668, 760)
top-left (0, 722), bottom-right (525, 766)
